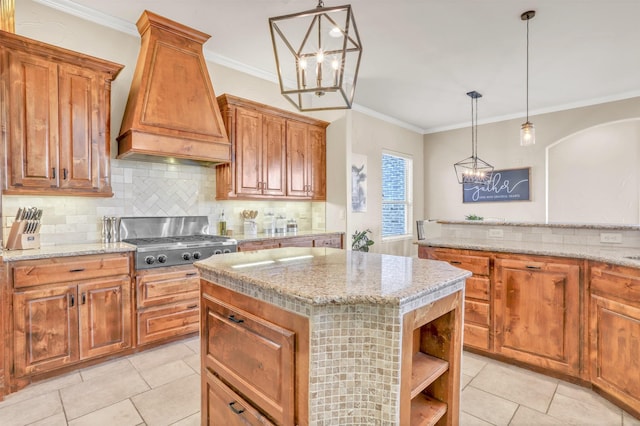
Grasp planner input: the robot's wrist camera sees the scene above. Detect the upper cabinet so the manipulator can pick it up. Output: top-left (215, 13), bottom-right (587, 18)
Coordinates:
top-left (0, 31), bottom-right (123, 197)
top-left (216, 94), bottom-right (328, 201)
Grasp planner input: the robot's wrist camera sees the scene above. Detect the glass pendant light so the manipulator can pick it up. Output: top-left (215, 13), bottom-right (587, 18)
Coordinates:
top-left (520, 10), bottom-right (536, 146)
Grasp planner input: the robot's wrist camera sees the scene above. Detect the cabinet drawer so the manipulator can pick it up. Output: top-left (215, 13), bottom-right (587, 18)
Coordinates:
top-left (13, 254), bottom-right (130, 288)
top-left (136, 266), bottom-right (199, 308)
top-left (238, 240), bottom-right (279, 251)
top-left (313, 236), bottom-right (342, 248)
top-left (202, 294), bottom-right (295, 426)
top-left (465, 276), bottom-right (490, 301)
top-left (432, 251), bottom-right (490, 276)
top-left (464, 300), bottom-right (490, 326)
top-left (464, 323), bottom-right (490, 351)
top-left (591, 264), bottom-right (640, 305)
top-left (137, 300), bottom-right (199, 345)
top-left (279, 237), bottom-right (313, 248)
top-left (205, 369), bottom-right (275, 425)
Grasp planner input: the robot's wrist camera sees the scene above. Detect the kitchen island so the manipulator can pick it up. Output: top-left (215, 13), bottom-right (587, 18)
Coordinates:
top-left (194, 247), bottom-right (470, 425)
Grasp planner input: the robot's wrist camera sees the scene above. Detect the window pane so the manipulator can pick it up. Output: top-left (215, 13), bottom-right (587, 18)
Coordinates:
top-left (382, 155), bottom-right (406, 201)
top-left (382, 203), bottom-right (406, 236)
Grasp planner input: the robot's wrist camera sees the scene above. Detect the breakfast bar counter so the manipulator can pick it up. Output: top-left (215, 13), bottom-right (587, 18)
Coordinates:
top-left (194, 247), bottom-right (470, 425)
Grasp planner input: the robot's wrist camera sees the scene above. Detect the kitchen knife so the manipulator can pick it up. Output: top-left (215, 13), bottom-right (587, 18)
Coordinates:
top-left (15, 207), bottom-right (23, 222)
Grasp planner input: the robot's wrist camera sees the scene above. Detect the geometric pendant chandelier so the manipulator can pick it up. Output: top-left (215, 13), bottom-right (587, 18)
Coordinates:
top-left (269, 0), bottom-right (363, 111)
top-left (454, 91), bottom-right (494, 185)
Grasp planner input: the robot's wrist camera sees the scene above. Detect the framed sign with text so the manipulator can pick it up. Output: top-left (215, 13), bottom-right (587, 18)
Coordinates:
top-left (463, 167), bottom-right (531, 203)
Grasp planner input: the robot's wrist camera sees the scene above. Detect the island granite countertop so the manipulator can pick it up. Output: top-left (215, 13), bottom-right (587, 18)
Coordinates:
top-left (194, 246), bottom-right (470, 309)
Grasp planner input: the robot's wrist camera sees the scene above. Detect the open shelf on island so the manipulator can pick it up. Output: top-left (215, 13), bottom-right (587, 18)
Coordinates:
top-left (411, 352), bottom-right (449, 399)
top-left (410, 394), bottom-right (448, 426)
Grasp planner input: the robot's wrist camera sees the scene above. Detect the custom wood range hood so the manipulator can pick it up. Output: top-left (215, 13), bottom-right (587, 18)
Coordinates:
top-left (117, 10), bottom-right (230, 166)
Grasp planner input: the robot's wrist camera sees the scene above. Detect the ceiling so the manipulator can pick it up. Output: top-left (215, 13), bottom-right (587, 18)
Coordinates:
top-left (37, 0), bottom-right (640, 133)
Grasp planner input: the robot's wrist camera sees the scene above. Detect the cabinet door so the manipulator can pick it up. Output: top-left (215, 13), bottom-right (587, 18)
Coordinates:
top-left (286, 120), bottom-right (310, 198)
top-left (261, 115), bottom-right (286, 196)
top-left (13, 285), bottom-right (79, 377)
top-left (308, 125), bottom-right (326, 200)
top-left (235, 108), bottom-right (263, 196)
top-left (590, 294), bottom-right (640, 412)
top-left (58, 63), bottom-right (101, 191)
top-left (78, 277), bottom-right (131, 359)
top-left (494, 258), bottom-right (580, 376)
top-left (6, 50), bottom-right (59, 190)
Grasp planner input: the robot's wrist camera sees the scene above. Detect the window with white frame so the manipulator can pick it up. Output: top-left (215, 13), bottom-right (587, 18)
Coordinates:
top-left (382, 151), bottom-right (413, 238)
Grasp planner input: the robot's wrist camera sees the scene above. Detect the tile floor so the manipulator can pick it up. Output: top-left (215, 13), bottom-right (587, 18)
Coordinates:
top-left (0, 337), bottom-right (637, 425)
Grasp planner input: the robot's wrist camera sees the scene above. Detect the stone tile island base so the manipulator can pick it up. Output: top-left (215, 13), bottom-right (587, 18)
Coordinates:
top-left (195, 247), bottom-right (470, 425)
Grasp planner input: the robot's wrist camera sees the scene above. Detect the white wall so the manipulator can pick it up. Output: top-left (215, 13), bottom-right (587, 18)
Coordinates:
top-left (424, 97), bottom-right (640, 223)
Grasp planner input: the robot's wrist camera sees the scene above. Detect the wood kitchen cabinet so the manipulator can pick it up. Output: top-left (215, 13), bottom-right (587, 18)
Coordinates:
top-left (201, 280), bottom-right (308, 425)
top-left (237, 233), bottom-right (344, 252)
top-left (419, 246), bottom-right (492, 351)
top-left (216, 94), bottom-right (328, 201)
top-left (494, 256), bottom-right (582, 377)
top-left (135, 265), bottom-right (200, 345)
top-left (589, 262), bottom-right (640, 417)
top-left (0, 31), bottom-right (123, 197)
top-left (10, 253), bottom-right (132, 378)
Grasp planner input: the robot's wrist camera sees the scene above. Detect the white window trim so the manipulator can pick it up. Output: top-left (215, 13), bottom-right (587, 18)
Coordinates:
top-left (381, 150), bottom-right (413, 241)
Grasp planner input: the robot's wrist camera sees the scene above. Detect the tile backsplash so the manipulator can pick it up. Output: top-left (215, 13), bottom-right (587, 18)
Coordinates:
top-left (2, 159), bottom-right (324, 246)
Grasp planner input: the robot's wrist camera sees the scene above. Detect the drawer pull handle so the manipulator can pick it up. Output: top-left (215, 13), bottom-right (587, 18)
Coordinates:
top-left (526, 265), bottom-right (542, 270)
top-left (229, 401), bottom-right (245, 415)
top-left (186, 272), bottom-right (198, 277)
top-left (449, 261), bottom-right (462, 265)
top-left (228, 315), bottom-right (244, 324)
top-left (69, 268), bottom-right (85, 273)
top-left (187, 304), bottom-right (198, 309)
top-left (81, 293), bottom-right (86, 305)
top-left (69, 294), bottom-right (75, 307)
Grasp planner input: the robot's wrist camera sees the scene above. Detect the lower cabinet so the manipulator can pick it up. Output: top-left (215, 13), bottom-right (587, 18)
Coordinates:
top-left (201, 280), bottom-right (308, 425)
top-left (494, 256), bottom-right (582, 377)
top-left (238, 233), bottom-right (343, 252)
top-left (135, 265), bottom-right (200, 345)
top-left (589, 263), bottom-right (640, 417)
top-left (13, 276), bottom-right (131, 377)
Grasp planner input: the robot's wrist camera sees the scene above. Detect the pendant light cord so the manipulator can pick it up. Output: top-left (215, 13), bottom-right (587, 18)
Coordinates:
top-left (526, 16), bottom-right (530, 122)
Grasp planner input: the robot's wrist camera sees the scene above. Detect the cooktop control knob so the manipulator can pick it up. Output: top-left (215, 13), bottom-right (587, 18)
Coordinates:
top-left (192, 251), bottom-right (201, 260)
top-left (182, 252), bottom-right (191, 261)
top-left (214, 249), bottom-right (222, 255)
top-left (145, 255), bottom-right (156, 265)
top-left (157, 254), bottom-right (167, 263)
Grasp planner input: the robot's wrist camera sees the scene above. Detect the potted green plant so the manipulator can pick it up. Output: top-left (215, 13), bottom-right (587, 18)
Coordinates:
top-left (352, 229), bottom-right (374, 252)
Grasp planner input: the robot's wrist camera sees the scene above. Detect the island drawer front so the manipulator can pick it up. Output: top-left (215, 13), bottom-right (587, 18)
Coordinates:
top-left (237, 240), bottom-right (279, 251)
top-left (202, 294), bottom-right (295, 426)
top-left (205, 369), bottom-right (275, 426)
top-left (137, 300), bottom-right (199, 345)
top-left (464, 323), bottom-right (490, 350)
top-left (279, 237), bottom-right (313, 248)
top-left (465, 276), bottom-right (490, 301)
top-left (313, 236), bottom-right (342, 248)
top-left (13, 253), bottom-right (130, 288)
top-left (591, 264), bottom-right (640, 305)
top-left (136, 266), bottom-right (200, 308)
top-left (464, 300), bottom-right (490, 326)
top-left (430, 250), bottom-right (490, 276)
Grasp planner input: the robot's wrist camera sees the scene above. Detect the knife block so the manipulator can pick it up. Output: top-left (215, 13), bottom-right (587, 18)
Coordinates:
top-left (5, 220), bottom-right (41, 250)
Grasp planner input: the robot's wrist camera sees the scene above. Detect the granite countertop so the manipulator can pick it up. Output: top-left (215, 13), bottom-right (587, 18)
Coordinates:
top-left (2, 242), bottom-right (135, 262)
top-left (232, 230), bottom-right (344, 243)
top-left (194, 247), bottom-right (470, 307)
top-left (419, 238), bottom-right (640, 268)
top-left (436, 220), bottom-right (640, 231)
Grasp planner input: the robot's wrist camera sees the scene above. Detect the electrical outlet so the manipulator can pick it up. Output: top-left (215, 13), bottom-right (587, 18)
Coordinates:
top-left (600, 233), bottom-right (622, 244)
top-left (488, 229), bottom-right (504, 238)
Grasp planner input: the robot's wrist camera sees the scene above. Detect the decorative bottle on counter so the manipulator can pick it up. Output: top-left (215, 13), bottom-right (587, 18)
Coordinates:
top-left (218, 211), bottom-right (226, 236)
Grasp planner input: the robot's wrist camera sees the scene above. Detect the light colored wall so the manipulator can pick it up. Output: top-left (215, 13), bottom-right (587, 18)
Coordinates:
top-left (424, 97), bottom-right (640, 223)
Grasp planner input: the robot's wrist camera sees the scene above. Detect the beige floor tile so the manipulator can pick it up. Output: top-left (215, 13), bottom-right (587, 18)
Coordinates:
top-left (61, 369), bottom-right (150, 420)
top-left (27, 411), bottom-right (68, 426)
top-left (548, 393), bottom-right (622, 425)
top-left (170, 412), bottom-right (201, 426)
top-left (132, 374), bottom-right (200, 426)
top-left (80, 358), bottom-right (136, 382)
top-left (140, 360), bottom-right (196, 388)
top-left (0, 372), bottom-right (81, 407)
top-left (469, 361), bottom-right (558, 412)
top-left (461, 373), bottom-right (473, 390)
top-left (462, 386), bottom-right (518, 425)
top-left (128, 342), bottom-right (195, 372)
top-left (624, 411), bottom-right (640, 426)
top-left (0, 391), bottom-right (63, 426)
top-left (462, 351), bottom-right (488, 377)
top-left (183, 337), bottom-right (200, 354)
top-left (556, 382), bottom-right (623, 415)
top-left (183, 353), bottom-right (200, 374)
top-left (68, 399), bottom-right (143, 426)
top-left (461, 410), bottom-right (494, 425)
top-left (510, 406), bottom-right (569, 425)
